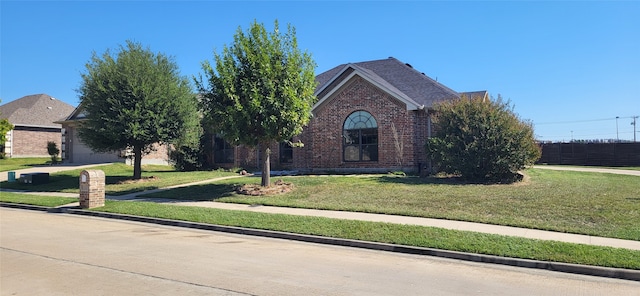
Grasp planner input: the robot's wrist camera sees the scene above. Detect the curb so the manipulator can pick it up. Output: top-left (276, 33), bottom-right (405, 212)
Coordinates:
top-left (2, 203), bottom-right (637, 282)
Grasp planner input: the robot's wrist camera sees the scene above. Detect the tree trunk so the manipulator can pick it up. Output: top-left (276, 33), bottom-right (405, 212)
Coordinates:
top-left (133, 146), bottom-right (143, 180)
top-left (261, 143), bottom-right (271, 187)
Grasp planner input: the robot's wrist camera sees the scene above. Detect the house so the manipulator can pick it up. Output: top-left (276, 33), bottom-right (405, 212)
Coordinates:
top-left (0, 94), bottom-right (76, 158)
top-left (212, 57), bottom-right (488, 174)
top-left (57, 105), bottom-right (170, 165)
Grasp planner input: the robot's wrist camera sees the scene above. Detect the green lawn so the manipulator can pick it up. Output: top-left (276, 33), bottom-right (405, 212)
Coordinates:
top-left (144, 169), bottom-right (640, 241)
top-left (0, 191), bottom-right (77, 207)
top-left (0, 163), bottom-right (239, 195)
top-left (93, 200), bottom-right (640, 270)
top-left (0, 157), bottom-right (51, 172)
top-left (2, 166), bottom-right (639, 270)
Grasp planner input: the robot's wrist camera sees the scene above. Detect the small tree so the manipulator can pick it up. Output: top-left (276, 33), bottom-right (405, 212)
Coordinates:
top-left (0, 99), bottom-right (14, 149)
top-left (78, 40), bottom-right (200, 179)
top-left (197, 20), bottom-right (317, 187)
top-left (47, 141), bottom-right (60, 164)
top-left (425, 95), bottom-right (541, 183)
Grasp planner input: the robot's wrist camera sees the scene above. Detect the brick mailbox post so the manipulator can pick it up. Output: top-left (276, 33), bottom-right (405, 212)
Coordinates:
top-left (79, 170), bottom-right (105, 209)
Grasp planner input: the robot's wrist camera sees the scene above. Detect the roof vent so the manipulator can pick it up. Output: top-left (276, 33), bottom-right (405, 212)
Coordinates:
top-left (405, 63), bottom-right (413, 68)
top-left (50, 97), bottom-right (56, 100)
top-left (47, 106), bottom-right (53, 110)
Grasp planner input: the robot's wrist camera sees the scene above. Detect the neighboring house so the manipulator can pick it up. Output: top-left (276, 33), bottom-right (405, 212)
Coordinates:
top-left (57, 105), bottom-right (170, 165)
top-left (212, 57), bottom-right (488, 174)
top-left (0, 94), bottom-right (76, 158)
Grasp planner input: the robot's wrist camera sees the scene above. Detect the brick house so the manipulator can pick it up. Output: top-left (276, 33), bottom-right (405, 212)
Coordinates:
top-left (0, 94), bottom-right (76, 158)
top-left (212, 57), bottom-right (487, 174)
top-left (57, 105), bottom-right (170, 165)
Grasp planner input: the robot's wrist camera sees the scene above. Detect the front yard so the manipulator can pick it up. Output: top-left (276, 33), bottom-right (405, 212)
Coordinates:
top-left (2, 163), bottom-right (639, 270)
top-left (143, 169), bottom-right (640, 241)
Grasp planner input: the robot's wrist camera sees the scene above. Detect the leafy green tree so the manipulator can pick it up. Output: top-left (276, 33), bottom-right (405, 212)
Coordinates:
top-left (0, 99), bottom-right (14, 148)
top-left (197, 20), bottom-right (317, 187)
top-left (78, 40), bottom-right (200, 179)
top-left (425, 95), bottom-right (541, 183)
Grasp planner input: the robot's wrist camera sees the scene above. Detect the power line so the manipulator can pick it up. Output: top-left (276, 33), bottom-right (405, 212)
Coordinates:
top-left (535, 117), bottom-right (625, 125)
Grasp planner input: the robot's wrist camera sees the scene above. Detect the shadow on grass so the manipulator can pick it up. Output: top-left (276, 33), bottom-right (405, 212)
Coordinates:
top-left (0, 172), bottom-right (80, 192)
top-left (375, 172), bottom-right (524, 186)
top-left (374, 175), bottom-right (482, 186)
top-left (139, 182), bottom-right (240, 201)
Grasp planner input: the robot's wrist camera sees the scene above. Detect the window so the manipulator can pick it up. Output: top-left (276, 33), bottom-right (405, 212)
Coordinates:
top-left (213, 135), bottom-right (234, 164)
top-left (279, 141), bottom-right (293, 163)
top-left (343, 111), bottom-right (378, 162)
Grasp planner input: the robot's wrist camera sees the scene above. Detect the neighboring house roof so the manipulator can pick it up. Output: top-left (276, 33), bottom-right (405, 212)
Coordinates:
top-left (0, 94), bottom-right (76, 128)
top-left (460, 90), bottom-right (489, 101)
top-left (56, 104), bottom-right (87, 124)
top-left (314, 57), bottom-right (486, 111)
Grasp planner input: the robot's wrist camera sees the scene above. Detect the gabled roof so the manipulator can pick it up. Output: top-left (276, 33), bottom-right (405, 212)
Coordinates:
top-left (0, 94), bottom-right (76, 128)
top-left (313, 57), bottom-right (469, 111)
top-left (460, 90), bottom-right (489, 101)
top-left (56, 104), bottom-right (87, 124)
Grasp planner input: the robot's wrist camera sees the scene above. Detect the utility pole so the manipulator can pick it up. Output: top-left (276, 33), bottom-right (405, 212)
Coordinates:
top-left (616, 116), bottom-right (619, 142)
top-left (632, 116), bottom-right (638, 142)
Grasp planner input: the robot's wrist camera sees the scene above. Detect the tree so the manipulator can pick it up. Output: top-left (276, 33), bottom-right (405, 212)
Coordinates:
top-left (0, 99), bottom-right (14, 150)
top-left (197, 20), bottom-right (317, 187)
top-left (47, 141), bottom-right (60, 164)
top-left (425, 95), bottom-right (541, 183)
top-left (78, 40), bottom-right (200, 179)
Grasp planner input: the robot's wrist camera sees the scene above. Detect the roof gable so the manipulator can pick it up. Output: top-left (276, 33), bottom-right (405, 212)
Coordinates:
top-left (0, 94), bottom-right (76, 128)
top-left (313, 57), bottom-right (463, 111)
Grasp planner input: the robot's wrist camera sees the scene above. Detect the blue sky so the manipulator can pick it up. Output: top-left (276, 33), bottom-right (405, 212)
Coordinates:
top-left (1, 1), bottom-right (638, 142)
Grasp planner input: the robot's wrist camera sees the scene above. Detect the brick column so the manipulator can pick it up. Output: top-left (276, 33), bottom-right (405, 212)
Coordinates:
top-left (79, 170), bottom-right (105, 209)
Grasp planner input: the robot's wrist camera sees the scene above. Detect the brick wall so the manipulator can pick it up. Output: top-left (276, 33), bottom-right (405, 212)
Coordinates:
top-left (11, 126), bottom-right (61, 157)
top-left (296, 76), bottom-right (427, 172)
top-left (230, 76), bottom-right (433, 173)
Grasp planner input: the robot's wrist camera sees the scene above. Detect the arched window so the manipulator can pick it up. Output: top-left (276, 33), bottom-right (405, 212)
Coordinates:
top-left (343, 111), bottom-right (378, 162)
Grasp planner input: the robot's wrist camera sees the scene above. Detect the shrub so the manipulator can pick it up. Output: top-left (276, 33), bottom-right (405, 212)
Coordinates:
top-left (425, 95), bottom-right (540, 183)
top-left (46, 141), bottom-right (60, 164)
top-left (169, 132), bottom-right (213, 172)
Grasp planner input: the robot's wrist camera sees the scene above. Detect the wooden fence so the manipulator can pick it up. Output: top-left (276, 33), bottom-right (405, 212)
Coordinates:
top-left (537, 143), bottom-right (640, 166)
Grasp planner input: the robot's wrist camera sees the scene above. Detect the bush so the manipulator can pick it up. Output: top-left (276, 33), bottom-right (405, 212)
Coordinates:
top-left (47, 141), bottom-right (60, 164)
top-left (425, 95), bottom-right (541, 183)
top-left (169, 132), bottom-right (213, 172)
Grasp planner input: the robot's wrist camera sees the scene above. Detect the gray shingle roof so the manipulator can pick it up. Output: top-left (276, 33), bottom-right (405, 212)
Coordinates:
top-left (0, 94), bottom-right (76, 128)
top-left (315, 57), bottom-right (486, 110)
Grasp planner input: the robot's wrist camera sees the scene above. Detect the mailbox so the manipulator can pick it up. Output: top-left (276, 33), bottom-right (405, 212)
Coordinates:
top-left (79, 170), bottom-right (105, 209)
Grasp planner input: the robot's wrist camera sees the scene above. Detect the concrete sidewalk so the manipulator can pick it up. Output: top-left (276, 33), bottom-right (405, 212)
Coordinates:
top-left (533, 165), bottom-right (640, 176)
top-left (2, 165), bottom-right (639, 252)
top-left (5, 188), bottom-right (638, 251)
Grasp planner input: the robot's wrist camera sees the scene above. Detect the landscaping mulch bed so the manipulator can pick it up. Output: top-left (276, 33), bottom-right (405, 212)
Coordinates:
top-left (236, 179), bottom-right (294, 196)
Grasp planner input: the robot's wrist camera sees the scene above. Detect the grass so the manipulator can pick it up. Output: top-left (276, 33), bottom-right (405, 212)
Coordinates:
top-left (0, 191), bottom-right (77, 207)
top-left (0, 157), bottom-right (51, 172)
top-left (536, 164), bottom-right (640, 171)
top-left (144, 169), bottom-right (640, 241)
top-left (2, 165), bottom-right (639, 270)
top-left (0, 163), bottom-right (239, 195)
top-left (92, 200), bottom-right (640, 270)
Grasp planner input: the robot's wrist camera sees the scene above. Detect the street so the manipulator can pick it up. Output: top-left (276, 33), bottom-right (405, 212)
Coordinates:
top-left (1, 207), bottom-right (639, 295)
